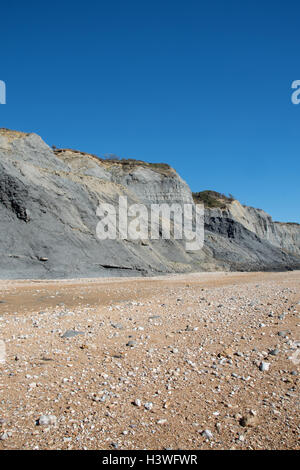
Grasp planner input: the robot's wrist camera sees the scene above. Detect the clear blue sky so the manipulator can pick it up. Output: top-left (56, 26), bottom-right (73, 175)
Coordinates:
top-left (1, 0), bottom-right (299, 222)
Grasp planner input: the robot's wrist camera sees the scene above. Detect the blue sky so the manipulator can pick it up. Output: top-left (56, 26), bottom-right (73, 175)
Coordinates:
top-left (1, 0), bottom-right (299, 222)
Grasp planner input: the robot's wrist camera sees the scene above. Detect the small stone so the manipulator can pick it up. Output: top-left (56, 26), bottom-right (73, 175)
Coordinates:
top-left (240, 414), bottom-right (259, 428)
top-left (38, 414), bottom-right (57, 426)
top-left (278, 331), bottom-right (288, 337)
top-left (259, 361), bottom-right (270, 372)
top-left (269, 348), bottom-right (280, 356)
top-left (144, 402), bottom-right (153, 411)
top-left (62, 330), bottom-right (84, 339)
top-left (133, 399), bottom-right (141, 407)
top-left (185, 325), bottom-right (194, 331)
top-left (215, 423), bottom-right (221, 433)
top-left (111, 323), bottom-right (123, 330)
top-left (202, 429), bottom-right (213, 439)
top-left (222, 347), bottom-right (234, 358)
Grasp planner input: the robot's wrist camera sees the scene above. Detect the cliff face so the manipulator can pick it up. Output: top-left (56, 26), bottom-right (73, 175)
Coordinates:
top-left (0, 129), bottom-right (299, 279)
top-left (222, 200), bottom-right (300, 257)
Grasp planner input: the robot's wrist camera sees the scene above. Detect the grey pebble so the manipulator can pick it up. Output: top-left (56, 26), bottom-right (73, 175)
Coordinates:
top-left (62, 330), bottom-right (84, 338)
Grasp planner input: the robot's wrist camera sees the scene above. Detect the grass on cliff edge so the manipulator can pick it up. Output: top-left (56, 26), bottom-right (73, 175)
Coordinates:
top-left (53, 148), bottom-right (172, 174)
top-left (193, 190), bottom-right (234, 209)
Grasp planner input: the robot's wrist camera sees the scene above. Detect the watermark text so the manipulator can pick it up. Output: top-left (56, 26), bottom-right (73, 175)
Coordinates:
top-left (0, 80), bottom-right (6, 104)
top-left (96, 197), bottom-right (204, 251)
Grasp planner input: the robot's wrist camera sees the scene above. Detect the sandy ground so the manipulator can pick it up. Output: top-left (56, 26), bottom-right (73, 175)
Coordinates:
top-left (0, 271), bottom-right (299, 450)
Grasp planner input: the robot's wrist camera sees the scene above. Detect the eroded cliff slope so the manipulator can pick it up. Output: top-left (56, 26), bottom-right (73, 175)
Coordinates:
top-left (0, 129), bottom-right (299, 279)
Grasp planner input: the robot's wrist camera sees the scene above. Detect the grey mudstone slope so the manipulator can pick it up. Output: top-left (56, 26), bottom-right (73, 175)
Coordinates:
top-left (0, 128), bottom-right (299, 279)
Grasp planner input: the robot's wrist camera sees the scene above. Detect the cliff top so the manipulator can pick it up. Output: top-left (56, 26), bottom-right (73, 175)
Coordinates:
top-left (53, 147), bottom-right (174, 176)
top-left (275, 221), bottom-right (300, 226)
top-left (192, 190), bottom-right (234, 209)
top-left (1, 128), bottom-right (299, 225)
top-left (0, 128), bottom-right (31, 142)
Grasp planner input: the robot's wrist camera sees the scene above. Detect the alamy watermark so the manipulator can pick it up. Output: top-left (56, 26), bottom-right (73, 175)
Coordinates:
top-left (291, 80), bottom-right (300, 104)
top-left (0, 80), bottom-right (6, 104)
top-left (96, 197), bottom-right (204, 251)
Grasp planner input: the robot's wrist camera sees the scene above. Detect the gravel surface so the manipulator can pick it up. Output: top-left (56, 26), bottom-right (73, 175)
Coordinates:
top-left (0, 271), bottom-right (299, 450)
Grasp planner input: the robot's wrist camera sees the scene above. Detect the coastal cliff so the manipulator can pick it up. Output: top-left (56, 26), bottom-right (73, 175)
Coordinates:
top-left (0, 128), bottom-right (299, 279)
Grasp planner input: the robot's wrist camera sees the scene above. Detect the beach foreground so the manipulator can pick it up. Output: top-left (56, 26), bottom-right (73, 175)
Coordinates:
top-left (0, 271), bottom-right (299, 450)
